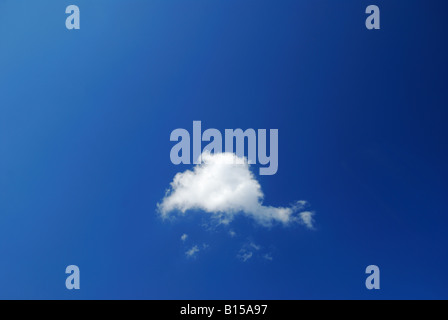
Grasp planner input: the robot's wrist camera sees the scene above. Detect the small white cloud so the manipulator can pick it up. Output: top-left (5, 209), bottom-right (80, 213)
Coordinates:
top-left (181, 234), bottom-right (188, 242)
top-left (238, 242), bottom-right (261, 262)
top-left (186, 245), bottom-right (199, 257)
top-left (229, 230), bottom-right (236, 237)
top-left (158, 152), bottom-right (315, 228)
top-left (238, 251), bottom-right (253, 262)
top-left (296, 200), bottom-right (307, 207)
top-left (250, 242), bottom-right (261, 251)
top-left (299, 211), bottom-right (315, 229)
top-left (263, 253), bottom-right (273, 261)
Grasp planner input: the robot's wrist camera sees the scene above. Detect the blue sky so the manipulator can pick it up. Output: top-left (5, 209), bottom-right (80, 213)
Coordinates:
top-left (0, 1), bottom-right (447, 299)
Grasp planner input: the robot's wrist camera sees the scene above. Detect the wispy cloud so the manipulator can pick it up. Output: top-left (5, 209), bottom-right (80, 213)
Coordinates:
top-left (237, 242), bottom-right (274, 262)
top-left (185, 245), bottom-right (199, 258)
top-left (238, 251), bottom-right (253, 262)
top-left (158, 152), bottom-right (315, 228)
top-left (263, 253), bottom-right (273, 261)
top-left (299, 211), bottom-right (315, 229)
top-left (181, 233), bottom-right (188, 242)
top-left (237, 242), bottom-right (263, 262)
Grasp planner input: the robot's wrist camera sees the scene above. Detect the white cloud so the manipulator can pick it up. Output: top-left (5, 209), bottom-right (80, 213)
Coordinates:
top-left (249, 242), bottom-right (261, 251)
top-left (263, 253), bottom-right (273, 261)
top-left (237, 242), bottom-right (264, 262)
top-left (238, 251), bottom-right (253, 262)
top-left (229, 230), bottom-right (236, 238)
top-left (186, 245), bottom-right (199, 257)
top-left (158, 152), bottom-right (315, 228)
top-left (181, 234), bottom-right (188, 242)
top-left (299, 211), bottom-right (315, 229)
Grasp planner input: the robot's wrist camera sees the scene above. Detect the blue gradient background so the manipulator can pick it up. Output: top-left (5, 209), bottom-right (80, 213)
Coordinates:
top-left (0, 1), bottom-right (447, 299)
